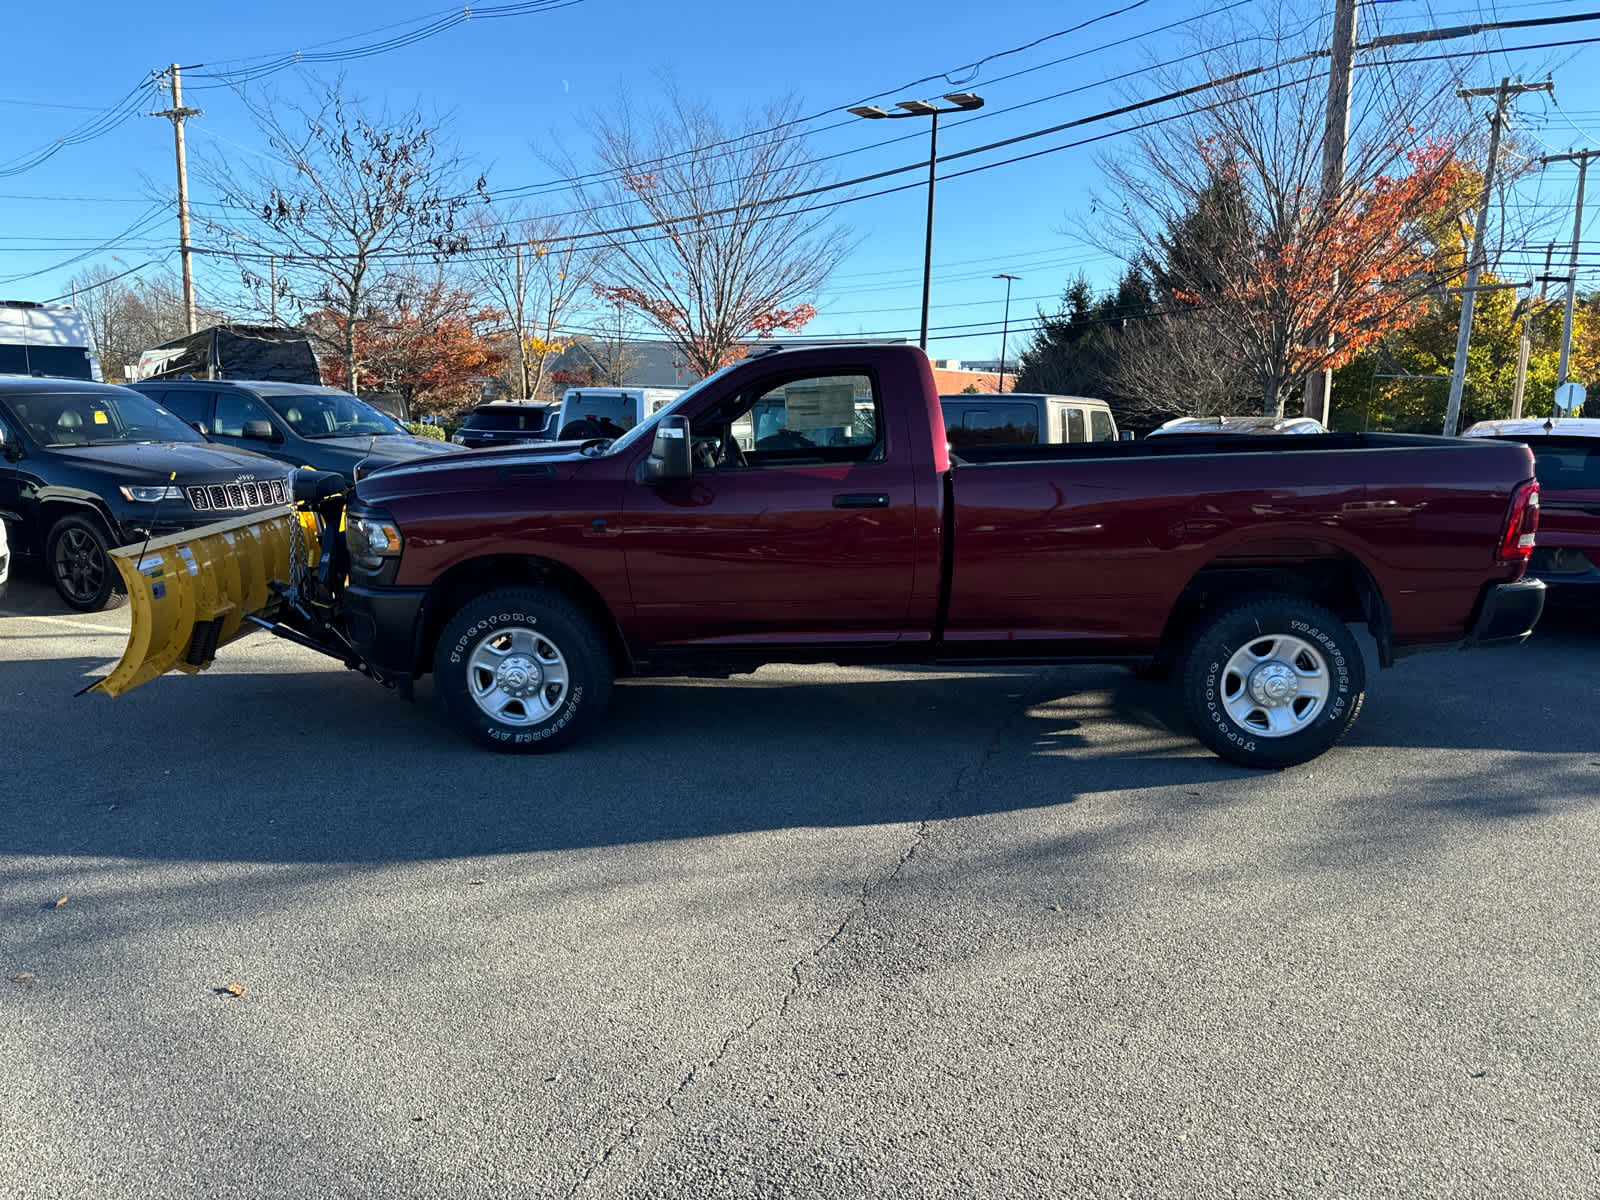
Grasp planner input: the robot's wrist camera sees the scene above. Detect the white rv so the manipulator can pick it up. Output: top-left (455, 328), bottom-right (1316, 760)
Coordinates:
top-left (0, 301), bottom-right (103, 382)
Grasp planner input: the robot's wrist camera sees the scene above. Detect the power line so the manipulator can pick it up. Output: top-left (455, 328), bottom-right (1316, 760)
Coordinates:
top-left (186, 0), bottom-right (587, 86)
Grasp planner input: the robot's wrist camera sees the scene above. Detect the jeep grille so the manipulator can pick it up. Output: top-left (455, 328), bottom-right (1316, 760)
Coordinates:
top-left (186, 477), bottom-right (289, 511)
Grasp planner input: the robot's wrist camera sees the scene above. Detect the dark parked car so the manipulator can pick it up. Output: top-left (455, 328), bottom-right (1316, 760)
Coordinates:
top-left (450, 402), bottom-right (558, 448)
top-left (0, 377), bottom-right (293, 610)
top-left (129, 379), bottom-right (463, 482)
top-left (1465, 417), bottom-right (1600, 606)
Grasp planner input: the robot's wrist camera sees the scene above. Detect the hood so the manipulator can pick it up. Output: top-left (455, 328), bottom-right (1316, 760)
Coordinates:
top-left (53, 441), bottom-right (289, 484)
top-left (305, 433), bottom-right (465, 464)
top-left (352, 442), bottom-right (595, 505)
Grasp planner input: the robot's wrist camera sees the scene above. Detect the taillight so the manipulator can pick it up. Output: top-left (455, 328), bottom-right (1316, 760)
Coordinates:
top-left (1497, 479), bottom-right (1540, 562)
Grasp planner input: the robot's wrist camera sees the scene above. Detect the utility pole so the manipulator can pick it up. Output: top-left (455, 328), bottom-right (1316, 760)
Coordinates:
top-left (1510, 243), bottom-right (1554, 419)
top-left (515, 244), bottom-right (529, 398)
top-left (1304, 0), bottom-right (1358, 426)
top-left (1443, 78), bottom-right (1552, 436)
top-left (994, 273), bottom-right (1019, 393)
top-left (153, 64), bottom-right (203, 336)
top-left (269, 256), bottom-right (277, 324)
top-left (1541, 148), bottom-right (1597, 393)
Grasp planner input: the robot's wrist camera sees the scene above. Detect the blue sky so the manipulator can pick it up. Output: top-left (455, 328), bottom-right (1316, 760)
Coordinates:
top-left (3, 0), bottom-right (1599, 367)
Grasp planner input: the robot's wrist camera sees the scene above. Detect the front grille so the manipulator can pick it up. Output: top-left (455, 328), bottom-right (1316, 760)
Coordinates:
top-left (186, 477), bottom-right (289, 512)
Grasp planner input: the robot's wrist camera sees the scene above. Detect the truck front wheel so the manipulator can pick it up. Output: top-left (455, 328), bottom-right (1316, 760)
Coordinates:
top-left (1180, 595), bottom-right (1366, 769)
top-left (435, 587), bottom-right (613, 753)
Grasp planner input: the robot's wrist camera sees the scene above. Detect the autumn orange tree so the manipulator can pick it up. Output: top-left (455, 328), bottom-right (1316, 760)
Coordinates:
top-left (312, 273), bottom-right (504, 418)
top-left (1092, 5), bottom-right (1481, 417)
top-left (566, 88), bottom-right (850, 376)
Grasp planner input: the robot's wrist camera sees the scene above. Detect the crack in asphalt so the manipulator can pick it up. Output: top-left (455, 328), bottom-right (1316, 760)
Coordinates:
top-left (564, 671), bottom-right (1052, 1199)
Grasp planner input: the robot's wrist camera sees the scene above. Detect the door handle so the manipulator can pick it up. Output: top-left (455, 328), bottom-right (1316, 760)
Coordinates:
top-left (833, 493), bottom-right (890, 509)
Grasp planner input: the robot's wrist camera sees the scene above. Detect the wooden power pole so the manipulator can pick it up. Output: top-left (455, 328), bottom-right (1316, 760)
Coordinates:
top-left (153, 64), bottom-right (203, 336)
top-left (1443, 78), bottom-right (1552, 436)
top-left (1304, 0), bottom-right (1358, 426)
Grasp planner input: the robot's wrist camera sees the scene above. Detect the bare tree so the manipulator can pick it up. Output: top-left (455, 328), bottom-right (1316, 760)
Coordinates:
top-left (569, 87), bottom-right (851, 376)
top-left (195, 77), bottom-right (483, 394)
top-left (68, 265), bottom-right (225, 379)
top-left (1090, 4), bottom-right (1479, 416)
top-left (465, 207), bottom-right (601, 399)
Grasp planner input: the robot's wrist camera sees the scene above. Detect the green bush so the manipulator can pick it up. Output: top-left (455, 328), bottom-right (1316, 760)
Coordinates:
top-left (405, 421), bottom-right (446, 441)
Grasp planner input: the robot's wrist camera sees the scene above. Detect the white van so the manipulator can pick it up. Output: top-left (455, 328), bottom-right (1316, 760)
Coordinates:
top-left (939, 392), bottom-right (1118, 446)
top-left (556, 386), bottom-right (683, 437)
top-left (0, 301), bottom-right (103, 382)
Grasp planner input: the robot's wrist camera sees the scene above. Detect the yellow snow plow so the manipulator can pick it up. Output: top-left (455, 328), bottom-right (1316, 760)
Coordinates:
top-left (89, 471), bottom-right (378, 697)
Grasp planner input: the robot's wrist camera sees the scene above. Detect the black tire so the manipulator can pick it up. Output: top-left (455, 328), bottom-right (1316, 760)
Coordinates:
top-left (1180, 594), bottom-right (1365, 769)
top-left (435, 586), bottom-right (613, 753)
top-left (46, 515), bottom-right (124, 612)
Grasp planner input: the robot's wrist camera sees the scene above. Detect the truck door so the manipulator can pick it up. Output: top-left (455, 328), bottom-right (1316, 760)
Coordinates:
top-left (622, 369), bottom-right (919, 647)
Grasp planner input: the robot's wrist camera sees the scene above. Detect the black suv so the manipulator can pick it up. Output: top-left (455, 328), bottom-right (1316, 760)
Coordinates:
top-left (0, 377), bottom-right (292, 611)
top-left (129, 379), bottom-right (463, 481)
top-left (450, 401), bottom-right (558, 448)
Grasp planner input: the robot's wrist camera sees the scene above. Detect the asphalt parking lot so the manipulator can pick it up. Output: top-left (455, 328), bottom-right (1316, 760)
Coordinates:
top-left (2, 564), bottom-right (1598, 1199)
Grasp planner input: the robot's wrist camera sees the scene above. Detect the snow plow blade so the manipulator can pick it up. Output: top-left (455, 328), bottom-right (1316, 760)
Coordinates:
top-left (90, 510), bottom-right (320, 697)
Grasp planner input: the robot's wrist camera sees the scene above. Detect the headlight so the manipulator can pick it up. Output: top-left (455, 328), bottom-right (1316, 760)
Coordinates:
top-left (119, 485), bottom-right (185, 503)
top-left (346, 512), bottom-right (404, 569)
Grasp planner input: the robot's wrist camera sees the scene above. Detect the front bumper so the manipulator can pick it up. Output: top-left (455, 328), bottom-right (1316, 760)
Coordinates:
top-left (342, 580), bottom-right (427, 678)
top-left (1465, 576), bottom-right (1547, 648)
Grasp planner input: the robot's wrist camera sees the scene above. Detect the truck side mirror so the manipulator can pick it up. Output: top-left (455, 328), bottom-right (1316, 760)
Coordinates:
top-left (1119, 430), bottom-right (1136, 441)
top-left (641, 415), bottom-right (692, 484)
top-left (242, 419), bottom-right (282, 444)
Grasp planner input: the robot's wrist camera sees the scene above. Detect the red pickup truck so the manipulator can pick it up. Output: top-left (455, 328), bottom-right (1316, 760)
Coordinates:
top-left (304, 344), bottom-right (1541, 768)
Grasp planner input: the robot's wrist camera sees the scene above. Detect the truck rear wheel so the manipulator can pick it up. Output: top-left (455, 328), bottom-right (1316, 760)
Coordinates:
top-left (1180, 594), bottom-right (1365, 769)
top-left (435, 587), bottom-right (612, 753)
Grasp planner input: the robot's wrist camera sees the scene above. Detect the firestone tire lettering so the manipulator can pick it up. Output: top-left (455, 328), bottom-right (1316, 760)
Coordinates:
top-left (435, 586), bottom-right (612, 754)
top-left (1179, 593), bottom-right (1366, 770)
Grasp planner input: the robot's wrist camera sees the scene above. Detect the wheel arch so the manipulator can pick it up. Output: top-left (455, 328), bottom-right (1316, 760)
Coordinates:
top-left (414, 554), bottom-right (632, 678)
top-left (1158, 541), bottom-right (1394, 669)
top-left (34, 498), bottom-right (120, 557)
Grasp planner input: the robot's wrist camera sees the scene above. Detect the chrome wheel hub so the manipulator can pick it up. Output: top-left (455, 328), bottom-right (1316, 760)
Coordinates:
top-left (1219, 633), bottom-right (1332, 738)
top-left (496, 654), bottom-right (544, 699)
top-left (465, 627), bottom-right (570, 726)
top-left (1247, 662), bottom-right (1300, 707)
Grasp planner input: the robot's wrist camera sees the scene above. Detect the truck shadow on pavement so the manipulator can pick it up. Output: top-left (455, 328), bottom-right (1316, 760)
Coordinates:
top-left (3, 620), bottom-right (1596, 864)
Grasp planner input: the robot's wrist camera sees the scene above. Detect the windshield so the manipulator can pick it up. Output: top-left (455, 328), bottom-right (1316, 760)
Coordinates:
top-left (262, 391), bottom-right (406, 438)
top-left (603, 361), bottom-right (747, 456)
top-left (0, 388), bottom-right (205, 448)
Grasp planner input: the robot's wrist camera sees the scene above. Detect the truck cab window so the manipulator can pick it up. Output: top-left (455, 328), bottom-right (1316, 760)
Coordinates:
top-left (1090, 410), bottom-right (1116, 442)
top-left (693, 373), bottom-right (881, 468)
top-left (1063, 408), bottom-right (1086, 443)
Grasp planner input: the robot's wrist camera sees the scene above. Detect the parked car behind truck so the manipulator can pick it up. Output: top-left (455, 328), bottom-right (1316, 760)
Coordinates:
top-left (129, 379), bottom-right (463, 482)
top-left (98, 345), bottom-right (1544, 769)
top-left (0, 378), bottom-right (292, 610)
top-left (1465, 417), bottom-right (1600, 607)
top-left (940, 392), bottom-right (1118, 446)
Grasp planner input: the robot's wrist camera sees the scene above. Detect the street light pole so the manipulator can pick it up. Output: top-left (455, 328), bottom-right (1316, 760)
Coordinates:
top-left (994, 273), bottom-right (1019, 392)
top-left (849, 93), bottom-right (985, 352)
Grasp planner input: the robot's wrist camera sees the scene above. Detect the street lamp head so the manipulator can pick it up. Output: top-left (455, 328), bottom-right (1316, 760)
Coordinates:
top-left (943, 92), bottom-right (985, 110)
top-left (994, 272), bottom-right (1020, 282)
top-left (895, 99), bottom-right (940, 115)
top-left (847, 105), bottom-right (888, 119)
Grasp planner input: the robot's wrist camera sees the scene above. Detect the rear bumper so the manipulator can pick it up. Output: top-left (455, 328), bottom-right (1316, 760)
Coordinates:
top-left (1465, 576), bottom-right (1546, 648)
